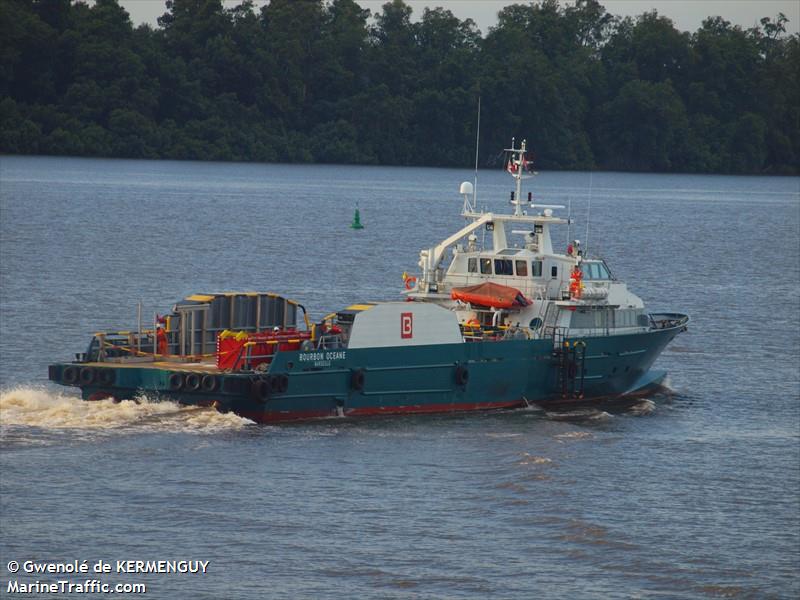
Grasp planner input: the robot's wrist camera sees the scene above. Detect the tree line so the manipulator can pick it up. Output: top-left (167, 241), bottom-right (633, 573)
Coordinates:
top-left (1, 0), bottom-right (798, 174)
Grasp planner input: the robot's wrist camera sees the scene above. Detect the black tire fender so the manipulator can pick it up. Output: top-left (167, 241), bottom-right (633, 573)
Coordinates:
top-left (167, 373), bottom-right (184, 391)
top-left (98, 369), bottom-right (116, 386)
top-left (251, 378), bottom-right (271, 402)
top-left (79, 367), bottom-right (96, 385)
top-left (455, 364), bottom-right (469, 387)
top-left (201, 374), bottom-right (219, 392)
top-left (63, 366), bottom-right (79, 385)
top-left (351, 369), bottom-right (365, 391)
top-left (184, 373), bottom-right (201, 392)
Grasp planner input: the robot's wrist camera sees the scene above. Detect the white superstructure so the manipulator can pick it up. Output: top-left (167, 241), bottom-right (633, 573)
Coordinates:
top-left (347, 302), bottom-right (462, 349)
top-left (405, 139), bottom-right (650, 340)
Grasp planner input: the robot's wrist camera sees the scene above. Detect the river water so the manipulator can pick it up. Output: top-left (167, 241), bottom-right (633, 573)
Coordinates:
top-left (1, 156), bottom-right (798, 598)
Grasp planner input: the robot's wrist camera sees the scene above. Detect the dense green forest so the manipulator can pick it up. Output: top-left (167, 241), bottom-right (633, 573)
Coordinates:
top-left (1, 0), bottom-right (798, 173)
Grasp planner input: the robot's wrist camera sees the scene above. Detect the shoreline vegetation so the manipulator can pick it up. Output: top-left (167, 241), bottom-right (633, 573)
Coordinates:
top-left (1, 0), bottom-right (798, 175)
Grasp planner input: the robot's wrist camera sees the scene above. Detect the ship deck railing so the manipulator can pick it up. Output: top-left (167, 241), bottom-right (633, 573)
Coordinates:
top-left (460, 323), bottom-right (533, 342)
top-left (543, 315), bottom-right (688, 347)
top-left (648, 313), bottom-right (690, 330)
top-left (83, 325), bottom-right (308, 365)
top-left (84, 323), bottom-right (297, 363)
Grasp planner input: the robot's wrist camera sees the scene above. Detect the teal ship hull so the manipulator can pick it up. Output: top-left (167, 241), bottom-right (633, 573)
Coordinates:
top-left (46, 140), bottom-right (691, 424)
top-left (48, 322), bottom-right (684, 423)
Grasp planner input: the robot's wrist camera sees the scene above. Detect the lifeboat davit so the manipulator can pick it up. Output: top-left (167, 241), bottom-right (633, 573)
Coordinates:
top-left (450, 282), bottom-right (531, 309)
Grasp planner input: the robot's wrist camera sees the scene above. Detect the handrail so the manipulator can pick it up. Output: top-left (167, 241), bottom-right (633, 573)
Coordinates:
top-left (460, 322), bottom-right (534, 342)
top-left (87, 326), bottom-right (313, 363)
top-left (648, 313), bottom-right (690, 330)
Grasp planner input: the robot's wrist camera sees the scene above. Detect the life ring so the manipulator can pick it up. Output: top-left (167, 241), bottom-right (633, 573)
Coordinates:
top-left (98, 369), bottom-right (116, 386)
top-left (79, 367), bottom-right (96, 385)
top-left (455, 365), bottom-right (470, 386)
top-left (62, 366), bottom-right (79, 385)
top-left (405, 276), bottom-right (417, 290)
top-left (167, 373), bottom-right (184, 391)
top-left (351, 369), bottom-right (365, 391)
top-left (184, 373), bottom-right (201, 392)
top-left (200, 374), bottom-right (219, 392)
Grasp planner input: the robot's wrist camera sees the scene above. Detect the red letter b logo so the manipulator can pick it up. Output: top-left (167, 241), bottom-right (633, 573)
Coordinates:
top-left (401, 312), bottom-right (413, 339)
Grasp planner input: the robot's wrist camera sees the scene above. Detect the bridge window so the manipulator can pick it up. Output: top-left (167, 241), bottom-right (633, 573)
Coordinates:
top-left (467, 258), bottom-right (477, 273)
top-left (480, 258), bottom-right (492, 274)
top-left (571, 308), bottom-right (612, 329)
top-left (615, 309), bottom-right (645, 328)
top-left (494, 259), bottom-right (513, 275)
top-left (551, 265), bottom-right (558, 278)
top-left (581, 261), bottom-right (612, 280)
top-left (515, 260), bottom-right (528, 276)
top-left (531, 260), bottom-right (542, 277)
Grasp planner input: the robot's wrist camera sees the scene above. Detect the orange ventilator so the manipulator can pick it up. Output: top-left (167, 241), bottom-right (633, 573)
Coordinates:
top-left (569, 266), bottom-right (584, 299)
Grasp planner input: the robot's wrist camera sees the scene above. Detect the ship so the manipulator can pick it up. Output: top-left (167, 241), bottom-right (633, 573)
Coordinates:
top-left (48, 140), bottom-right (688, 422)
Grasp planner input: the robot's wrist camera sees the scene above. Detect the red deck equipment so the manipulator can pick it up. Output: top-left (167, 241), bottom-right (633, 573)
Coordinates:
top-left (217, 329), bottom-right (312, 371)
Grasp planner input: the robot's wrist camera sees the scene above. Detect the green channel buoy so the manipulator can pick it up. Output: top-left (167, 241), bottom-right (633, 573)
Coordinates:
top-left (351, 206), bottom-right (364, 229)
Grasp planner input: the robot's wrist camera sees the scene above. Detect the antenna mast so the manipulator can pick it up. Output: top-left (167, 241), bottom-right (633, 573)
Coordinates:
top-left (472, 96), bottom-right (480, 209)
top-left (505, 138), bottom-right (530, 217)
top-left (566, 197), bottom-right (572, 247)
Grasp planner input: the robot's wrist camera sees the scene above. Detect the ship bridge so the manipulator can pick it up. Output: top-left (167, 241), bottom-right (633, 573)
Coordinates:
top-left (404, 138), bottom-right (648, 340)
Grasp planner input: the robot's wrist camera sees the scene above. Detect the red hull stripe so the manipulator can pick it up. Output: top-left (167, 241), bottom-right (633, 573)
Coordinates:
top-left (347, 401), bottom-right (522, 416)
top-left (237, 400), bottom-right (524, 424)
